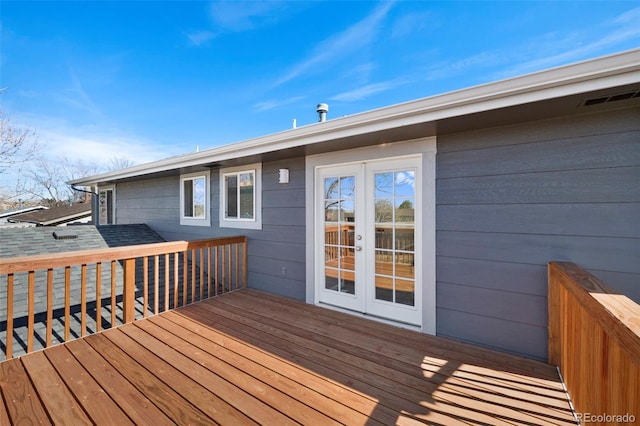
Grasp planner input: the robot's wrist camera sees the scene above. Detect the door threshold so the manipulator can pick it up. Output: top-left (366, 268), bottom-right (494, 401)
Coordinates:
top-left (317, 302), bottom-right (422, 332)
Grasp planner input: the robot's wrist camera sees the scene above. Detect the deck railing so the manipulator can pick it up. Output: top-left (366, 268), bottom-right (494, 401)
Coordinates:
top-left (548, 262), bottom-right (639, 423)
top-left (0, 236), bottom-right (247, 360)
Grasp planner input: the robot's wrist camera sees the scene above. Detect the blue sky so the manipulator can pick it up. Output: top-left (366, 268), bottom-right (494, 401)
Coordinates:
top-left (1, 1), bottom-right (639, 175)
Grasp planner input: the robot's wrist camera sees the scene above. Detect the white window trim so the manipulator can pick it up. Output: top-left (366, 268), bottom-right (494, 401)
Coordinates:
top-left (97, 185), bottom-right (116, 225)
top-left (180, 170), bottom-right (211, 227)
top-left (219, 163), bottom-right (262, 230)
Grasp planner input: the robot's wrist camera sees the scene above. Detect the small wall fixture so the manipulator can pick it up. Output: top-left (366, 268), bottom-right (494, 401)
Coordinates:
top-left (278, 168), bottom-right (290, 184)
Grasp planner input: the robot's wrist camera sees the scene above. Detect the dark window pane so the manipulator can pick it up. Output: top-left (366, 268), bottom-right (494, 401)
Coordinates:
top-left (226, 175), bottom-right (238, 218)
top-left (239, 172), bottom-right (254, 219)
top-left (183, 180), bottom-right (193, 217)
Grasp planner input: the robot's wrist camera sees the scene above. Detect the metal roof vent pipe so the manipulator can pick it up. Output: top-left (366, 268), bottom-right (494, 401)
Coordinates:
top-left (317, 103), bottom-right (328, 122)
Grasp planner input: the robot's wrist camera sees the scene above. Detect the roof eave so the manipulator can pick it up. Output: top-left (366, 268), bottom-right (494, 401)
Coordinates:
top-left (68, 49), bottom-right (640, 186)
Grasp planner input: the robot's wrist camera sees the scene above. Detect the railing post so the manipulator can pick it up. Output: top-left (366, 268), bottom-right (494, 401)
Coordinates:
top-left (123, 258), bottom-right (136, 323)
top-left (548, 263), bottom-right (561, 366)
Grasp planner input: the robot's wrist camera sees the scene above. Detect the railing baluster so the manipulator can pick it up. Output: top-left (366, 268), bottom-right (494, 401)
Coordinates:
top-left (199, 248), bottom-right (204, 301)
top-left (27, 271), bottom-right (35, 353)
top-left (6, 274), bottom-right (14, 359)
top-left (143, 256), bottom-right (149, 318)
top-left (222, 245), bottom-right (227, 293)
top-left (81, 264), bottom-right (87, 337)
top-left (46, 268), bottom-right (53, 347)
top-left (154, 255), bottom-right (159, 315)
top-left (215, 246), bottom-right (220, 294)
top-left (95, 263), bottom-right (102, 333)
top-left (191, 249), bottom-right (196, 304)
top-left (242, 240), bottom-right (247, 288)
top-left (228, 244), bottom-right (233, 290)
top-left (235, 243), bottom-right (240, 290)
top-left (173, 252), bottom-right (178, 309)
top-left (64, 266), bottom-right (71, 341)
top-left (111, 260), bottom-right (116, 327)
top-left (182, 251), bottom-right (188, 306)
top-left (164, 253), bottom-right (169, 312)
top-left (123, 258), bottom-right (135, 323)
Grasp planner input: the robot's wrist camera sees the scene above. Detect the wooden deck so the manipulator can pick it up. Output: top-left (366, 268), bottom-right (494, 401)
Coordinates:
top-left (0, 289), bottom-right (576, 425)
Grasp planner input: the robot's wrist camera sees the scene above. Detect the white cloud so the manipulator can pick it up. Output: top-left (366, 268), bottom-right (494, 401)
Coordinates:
top-left (330, 79), bottom-right (403, 102)
top-left (391, 11), bottom-right (434, 39)
top-left (56, 67), bottom-right (103, 117)
top-left (493, 7), bottom-right (640, 79)
top-left (253, 95), bottom-right (306, 112)
top-left (273, 2), bottom-right (394, 87)
top-left (209, 1), bottom-right (288, 32)
top-left (186, 30), bottom-right (216, 46)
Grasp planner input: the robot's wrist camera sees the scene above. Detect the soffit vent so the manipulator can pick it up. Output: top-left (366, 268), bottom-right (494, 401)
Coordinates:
top-left (53, 230), bottom-right (78, 240)
top-left (582, 91), bottom-right (640, 107)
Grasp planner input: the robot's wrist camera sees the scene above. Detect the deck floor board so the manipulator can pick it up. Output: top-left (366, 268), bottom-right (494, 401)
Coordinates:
top-left (0, 289), bottom-right (576, 425)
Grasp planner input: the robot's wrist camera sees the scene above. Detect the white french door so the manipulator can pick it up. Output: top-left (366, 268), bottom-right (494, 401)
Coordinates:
top-left (315, 156), bottom-right (422, 326)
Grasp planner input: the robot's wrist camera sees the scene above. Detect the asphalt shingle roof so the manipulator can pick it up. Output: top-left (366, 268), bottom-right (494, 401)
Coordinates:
top-left (0, 224), bottom-right (166, 258)
top-left (8, 202), bottom-right (91, 226)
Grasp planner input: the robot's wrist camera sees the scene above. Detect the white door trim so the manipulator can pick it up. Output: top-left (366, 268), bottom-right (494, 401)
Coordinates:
top-left (305, 137), bottom-right (437, 334)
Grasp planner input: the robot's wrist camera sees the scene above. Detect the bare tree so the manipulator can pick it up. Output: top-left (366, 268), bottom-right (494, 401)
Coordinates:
top-left (24, 156), bottom-right (102, 205)
top-left (0, 110), bottom-right (42, 173)
top-left (107, 156), bottom-right (136, 171)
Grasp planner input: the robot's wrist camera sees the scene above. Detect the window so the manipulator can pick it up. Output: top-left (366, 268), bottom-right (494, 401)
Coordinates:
top-left (180, 171), bottom-right (210, 226)
top-left (220, 163), bottom-right (262, 229)
top-left (98, 186), bottom-right (115, 225)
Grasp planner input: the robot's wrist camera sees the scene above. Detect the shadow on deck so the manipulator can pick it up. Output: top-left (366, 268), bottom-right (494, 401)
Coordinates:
top-left (0, 289), bottom-right (576, 425)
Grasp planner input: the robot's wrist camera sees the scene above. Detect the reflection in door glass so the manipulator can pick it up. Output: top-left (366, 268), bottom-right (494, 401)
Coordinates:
top-left (324, 176), bottom-right (356, 295)
top-left (374, 169), bottom-right (416, 306)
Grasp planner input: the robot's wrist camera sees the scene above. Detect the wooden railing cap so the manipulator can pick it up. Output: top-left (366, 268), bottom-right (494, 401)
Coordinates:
top-left (549, 261), bottom-right (640, 366)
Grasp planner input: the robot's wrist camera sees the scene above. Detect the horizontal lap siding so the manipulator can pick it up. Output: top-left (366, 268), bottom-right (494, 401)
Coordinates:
top-left (435, 106), bottom-right (640, 360)
top-left (115, 158), bottom-right (307, 301)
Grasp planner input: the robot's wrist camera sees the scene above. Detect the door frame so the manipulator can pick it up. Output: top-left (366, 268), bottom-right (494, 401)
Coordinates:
top-left (305, 137), bottom-right (437, 334)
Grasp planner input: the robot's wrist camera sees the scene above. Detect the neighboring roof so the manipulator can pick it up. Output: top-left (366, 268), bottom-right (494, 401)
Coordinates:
top-left (8, 202), bottom-right (91, 226)
top-left (0, 224), bottom-right (166, 258)
top-left (70, 49), bottom-right (640, 186)
top-left (0, 206), bottom-right (48, 219)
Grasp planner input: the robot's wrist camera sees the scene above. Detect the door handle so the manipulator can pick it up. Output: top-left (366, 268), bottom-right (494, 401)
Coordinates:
top-left (355, 246), bottom-right (363, 251)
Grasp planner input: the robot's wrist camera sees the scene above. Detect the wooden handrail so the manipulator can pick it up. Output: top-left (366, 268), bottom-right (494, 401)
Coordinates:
top-left (548, 261), bottom-right (639, 420)
top-left (1, 236), bottom-right (247, 360)
top-left (0, 236), bottom-right (246, 274)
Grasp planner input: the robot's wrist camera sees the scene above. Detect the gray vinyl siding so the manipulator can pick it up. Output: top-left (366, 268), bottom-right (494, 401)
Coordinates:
top-left (115, 157), bottom-right (307, 300)
top-left (435, 106), bottom-right (640, 360)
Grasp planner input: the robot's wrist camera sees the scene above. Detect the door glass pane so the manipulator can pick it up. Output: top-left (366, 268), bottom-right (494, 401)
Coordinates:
top-left (394, 171), bottom-right (415, 196)
top-left (395, 226), bottom-right (414, 251)
top-left (395, 253), bottom-right (415, 279)
top-left (375, 226), bottom-right (393, 249)
top-left (340, 176), bottom-right (355, 199)
top-left (325, 177), bottom-right (339, 199)
top-left (375, 199), bottom-right (393, 223)
top-left (395, 198), bottom-right (414, 223)
top-left (375, 276), bottom-right (393, 302)
top-left (375, 172), bottom-right (393, 197)
top-left (340, 200), bottom-right (355, 223)
top-left (324, 175), bottom-right (356, 296)
top-left (373, 170), bottom-right (416, 306)
top-left (396, 279), bottom-right (415, 306)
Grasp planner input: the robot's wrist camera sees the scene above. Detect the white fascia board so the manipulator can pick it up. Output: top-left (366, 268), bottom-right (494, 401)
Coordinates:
top-left (69, 49), bottom-right (640, 186)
